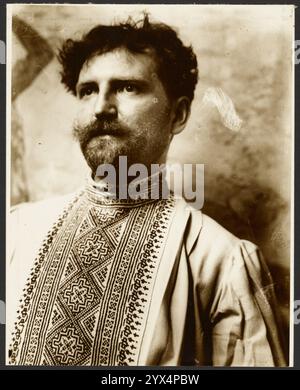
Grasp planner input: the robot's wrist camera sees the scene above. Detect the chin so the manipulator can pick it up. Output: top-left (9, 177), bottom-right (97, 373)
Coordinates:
top-left (86, 154), bottom-right (116, 170)
top-left (84, 148), bottom-right (124, 171)
top-left (84, 139), bottom-right (121, 166)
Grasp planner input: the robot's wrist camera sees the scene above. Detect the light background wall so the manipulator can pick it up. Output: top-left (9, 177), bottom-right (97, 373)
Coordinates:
top-left (9, 4), bottom-right (293, 339)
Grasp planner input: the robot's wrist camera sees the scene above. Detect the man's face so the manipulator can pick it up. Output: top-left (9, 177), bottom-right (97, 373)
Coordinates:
top-left (73, 48), bottom-right (176, 173)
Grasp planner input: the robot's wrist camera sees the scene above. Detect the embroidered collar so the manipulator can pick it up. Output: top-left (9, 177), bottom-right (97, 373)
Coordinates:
top-left (85, 166), bottom-right (169, 206)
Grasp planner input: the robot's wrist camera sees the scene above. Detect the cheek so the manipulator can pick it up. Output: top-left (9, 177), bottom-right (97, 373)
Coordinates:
top-left (75, 102), bottom-right (94, 125)
top-left (123, 99), bottom-right (171, 132)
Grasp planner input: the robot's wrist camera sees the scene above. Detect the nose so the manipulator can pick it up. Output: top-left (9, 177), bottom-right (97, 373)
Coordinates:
top-left (94, 88), bottom-right (117, 119)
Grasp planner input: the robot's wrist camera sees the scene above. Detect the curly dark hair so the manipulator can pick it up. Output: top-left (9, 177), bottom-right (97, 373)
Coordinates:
top-left (58, 14), bottom-right (198, 102)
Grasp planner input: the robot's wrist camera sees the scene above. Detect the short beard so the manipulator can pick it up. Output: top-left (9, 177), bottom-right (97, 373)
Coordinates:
top-left (73, 118), bottom-right (145, 173)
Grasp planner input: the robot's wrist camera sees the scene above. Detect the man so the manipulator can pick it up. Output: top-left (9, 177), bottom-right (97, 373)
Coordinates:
top-left (7, 15), bottom-right (287, 366)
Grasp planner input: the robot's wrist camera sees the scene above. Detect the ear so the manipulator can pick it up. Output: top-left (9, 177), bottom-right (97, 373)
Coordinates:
top-left (171, 96), bottom-right (191, 135)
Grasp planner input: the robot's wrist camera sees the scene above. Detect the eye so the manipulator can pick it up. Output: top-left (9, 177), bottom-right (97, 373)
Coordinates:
top-left (80, 88), bottom-right (93, 97)
top-left (78, 85), bottom-right (97, 99)
top-left (117, 83), bottom-right (139, 94)
top-left (124, 84), bottom-right (135, 92)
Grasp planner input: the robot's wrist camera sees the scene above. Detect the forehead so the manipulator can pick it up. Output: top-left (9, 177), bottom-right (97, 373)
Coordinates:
top-left (77, 48), bottom-right (160, 83)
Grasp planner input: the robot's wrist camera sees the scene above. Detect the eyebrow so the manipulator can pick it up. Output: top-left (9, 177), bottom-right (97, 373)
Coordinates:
top-left (111, 78), bottom-right (150, 89)
top-left (76, 78), bottom-right (150, 93)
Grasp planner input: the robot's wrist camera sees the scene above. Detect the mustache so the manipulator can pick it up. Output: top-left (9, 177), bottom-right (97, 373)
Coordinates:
top-left (73, 118), bottom-right (128, 149)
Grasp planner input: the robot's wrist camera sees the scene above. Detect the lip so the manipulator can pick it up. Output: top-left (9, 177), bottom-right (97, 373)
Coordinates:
top-left (97, 133), bottom-right (122, 138)
top-left (92, 132), bottom-right (118, 138)
top-left (87, 134), bottom-right (119, 145)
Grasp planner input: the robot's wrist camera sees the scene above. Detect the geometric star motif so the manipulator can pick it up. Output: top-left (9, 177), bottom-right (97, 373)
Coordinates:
top-left (46, 325), bottom-right (90, 365)
top-left (75, 229), bottom-right (112, 268)
top-left (60, 276), bottom-right (98, 315)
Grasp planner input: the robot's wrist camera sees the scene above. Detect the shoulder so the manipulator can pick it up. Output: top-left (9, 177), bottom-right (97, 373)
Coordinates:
top-left (174, 198), bottom-right (258, 259)
top-left (200, 212), bottom-right (259, 259)
top-left (185, 206), bottom-right (257, 253)
top-left (10, 190), bottom-right (80, 223)
top-left (8, 190), bottom-right (82, 266)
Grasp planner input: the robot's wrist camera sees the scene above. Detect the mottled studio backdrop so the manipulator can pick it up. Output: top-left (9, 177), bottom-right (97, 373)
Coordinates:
top-left (9, 4), bottom-right (293, 339)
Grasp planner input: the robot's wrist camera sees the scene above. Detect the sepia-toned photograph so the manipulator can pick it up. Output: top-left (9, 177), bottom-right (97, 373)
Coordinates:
top-left (6, 3), bottom-right (293, 366)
